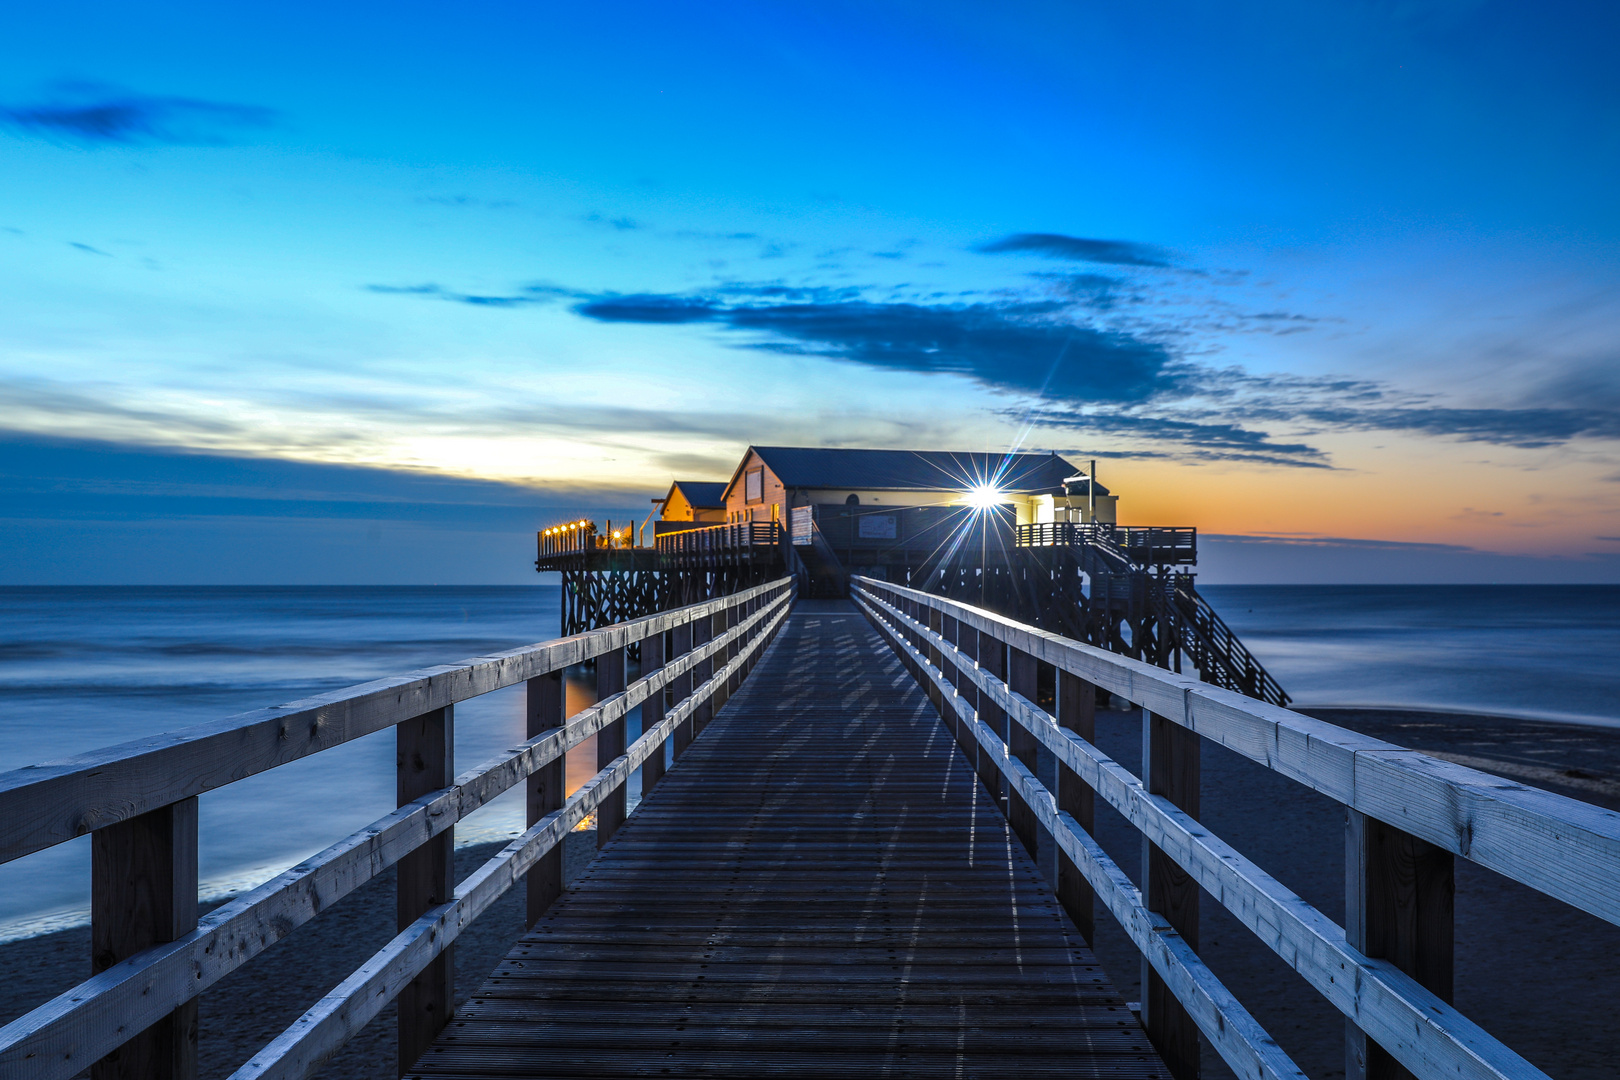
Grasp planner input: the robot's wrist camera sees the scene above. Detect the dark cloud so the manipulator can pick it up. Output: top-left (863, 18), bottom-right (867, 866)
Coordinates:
top-left (1019, 407), bottom-right (1331, 468)
top-left (976, 233), bottom-right (1172, 268)
top-left (1268, 405), bottom-right (1620, 449)
top-left (574, 294), bottom-right (720, 323)
top-left (0, 84), bottom-right (275, 145)
top-left (68, 242), bottom-right (110, 256)
top-left (576, 291), bottom-right (1184, 406)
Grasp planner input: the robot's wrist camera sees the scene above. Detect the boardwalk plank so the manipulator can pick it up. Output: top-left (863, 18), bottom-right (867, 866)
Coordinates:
top-left (409, 603), bottom-right (1167, 1080)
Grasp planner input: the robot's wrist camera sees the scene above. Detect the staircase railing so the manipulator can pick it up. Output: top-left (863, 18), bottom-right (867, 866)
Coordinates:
top-left (1151, 575), bottom-right (1291, 707)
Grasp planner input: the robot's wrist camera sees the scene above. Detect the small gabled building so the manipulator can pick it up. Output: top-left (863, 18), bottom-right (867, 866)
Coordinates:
top-left (655, 480), bottom-right (728, 523)
top-left (716, 446), bottom-right (1116, 527)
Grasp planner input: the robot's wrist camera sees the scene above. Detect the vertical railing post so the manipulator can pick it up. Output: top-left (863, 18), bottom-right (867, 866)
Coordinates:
top-left (642, 629), bottom-right (668, 791)
top-left (940, 612), bottom-right (960, 734)
top-left (1005, 646), bottom-right (1041, 860)
top-left (726, 599), bottom-right (741, 696)
top-left (1345, 812), bottom-right (1455, 1080)
top-left (671, 619), bottom-right (696, 757)
top-left (397, 706), bottom-right (453, 1075)
top-left (91, 799), bottom-right (199, 1080)
top-left (596, 644), bottom-right (628, 846)
top-left (924, 604), bottom-right (945, 716)
top-left (1141, 709), bottom-right (1201, 1080)
top-left (692, 612), bottom-right (715, 735)
top-left (526, 669), bottom-right (565, 926)
top-left (976, 633), bottom-right (1007, 809)
top-left (1056, 670), bottom-right (1097, 944)
top-left (955, 621), bottom-right (979, 762)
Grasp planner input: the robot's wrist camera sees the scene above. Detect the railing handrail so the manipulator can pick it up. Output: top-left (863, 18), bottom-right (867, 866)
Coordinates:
top-left (0, 577), bottom-right (789, 867)
top-left (852, 575), bottom-right (1618, 1080)
top-left (0, 579), bottom-right (796, 1080)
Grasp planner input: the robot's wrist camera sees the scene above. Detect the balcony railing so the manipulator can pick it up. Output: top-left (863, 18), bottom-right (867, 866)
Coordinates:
top-left (1014, 522), bottom-right (1196, 565)
top-left (654, 521), bottom-right (780, 557)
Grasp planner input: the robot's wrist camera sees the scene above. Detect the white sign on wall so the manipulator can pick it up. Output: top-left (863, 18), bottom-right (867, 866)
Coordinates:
top-left (790, 505), bottom-right (814, 546)
top-left (857, 514), bottom-right (898, 540)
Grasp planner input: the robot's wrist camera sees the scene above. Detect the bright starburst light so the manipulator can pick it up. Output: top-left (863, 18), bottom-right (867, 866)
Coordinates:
top-left (965, 484), bottom-right (1004, 510)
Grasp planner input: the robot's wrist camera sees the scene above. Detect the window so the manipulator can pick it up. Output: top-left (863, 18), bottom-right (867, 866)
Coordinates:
top-left (745, 467), bottom-right (764, 504)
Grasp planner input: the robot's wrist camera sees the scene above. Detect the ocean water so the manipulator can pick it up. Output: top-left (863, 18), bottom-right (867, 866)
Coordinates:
top-left (1, 583), bottom-right (1617, 941)
top-left (0, 586), bottom-right (587, 942)
top-left (1201, 584), bottom-right (1620, 726)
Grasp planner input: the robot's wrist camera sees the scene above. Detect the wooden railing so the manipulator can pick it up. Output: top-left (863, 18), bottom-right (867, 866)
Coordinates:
top-left (536, 517), bottom-right (598, 559)
top-left (851, 575), bottom-right (1618, 1080)
top-left (654, 521), bottom-right (780, 562)
top-left (1014, 522), bottom-right (1198, 565)
top-left (0, 579), bottom-right (795, 1080)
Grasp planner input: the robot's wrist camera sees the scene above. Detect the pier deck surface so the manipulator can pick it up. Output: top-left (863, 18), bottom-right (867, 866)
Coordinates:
top-left (409, 601), bottom-right (1167, 1079)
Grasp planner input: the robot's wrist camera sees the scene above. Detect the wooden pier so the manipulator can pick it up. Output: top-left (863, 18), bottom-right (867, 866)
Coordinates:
top-left (3, 578), bottom-right (1618, 1080)
top-left (413, 602), bottom-right (1160, 1079)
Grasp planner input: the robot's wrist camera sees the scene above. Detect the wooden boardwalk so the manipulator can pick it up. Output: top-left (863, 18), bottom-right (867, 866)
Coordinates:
top-left (410, 601), bottom-right (1167, 1080)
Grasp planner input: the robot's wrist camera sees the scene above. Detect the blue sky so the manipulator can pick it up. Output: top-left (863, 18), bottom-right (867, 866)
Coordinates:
top-left (3, 1), bottom-right (1619, 582)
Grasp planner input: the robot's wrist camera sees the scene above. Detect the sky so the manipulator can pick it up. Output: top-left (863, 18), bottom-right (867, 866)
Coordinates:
top-left (3, 0), bottom-right (1619, 583)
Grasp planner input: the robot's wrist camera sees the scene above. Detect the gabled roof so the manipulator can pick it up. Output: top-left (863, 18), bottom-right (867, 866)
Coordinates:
top-left (660, 480), bottom-right (727, 508)
top-left (738, 447), bottom-right (1108, 496)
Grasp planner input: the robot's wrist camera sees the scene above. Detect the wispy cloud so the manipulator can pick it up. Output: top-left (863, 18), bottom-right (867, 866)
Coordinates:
top-left (1017, 408), bottom-right (1332, 468)
top-left (364, 283), bottom-right (570, 308)
top-left (0, 83), bottom-right (276, 146)
top-left (1202, 532), bottom-right (1478, 552)
top-left (575, 290), bottom-right (1186, 406)
top-left (975, 232), bottom-right (1173, 268)
top-left (68, 241), bottom-right (111, 256)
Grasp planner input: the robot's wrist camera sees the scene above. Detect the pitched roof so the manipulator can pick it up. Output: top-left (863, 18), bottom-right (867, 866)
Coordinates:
top-left (744, 447), bottom-right (1108, 495)
top-left (664, 480), bottom-right (728, 508)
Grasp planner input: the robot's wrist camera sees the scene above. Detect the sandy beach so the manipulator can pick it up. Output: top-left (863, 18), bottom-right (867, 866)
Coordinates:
top-left (3, 709), bottom-right (1616, 1080)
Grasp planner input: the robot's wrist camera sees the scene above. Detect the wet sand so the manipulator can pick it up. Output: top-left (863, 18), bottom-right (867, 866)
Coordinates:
top-left (4, 711), bottom-right (1617, 1079)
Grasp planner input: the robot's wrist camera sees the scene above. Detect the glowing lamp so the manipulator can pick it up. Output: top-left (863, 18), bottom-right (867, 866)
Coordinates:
top-left (964, 484), bottom-right (1004, 510)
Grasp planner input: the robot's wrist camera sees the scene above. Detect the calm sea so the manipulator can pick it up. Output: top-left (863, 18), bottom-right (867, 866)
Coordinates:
top-left (2, 583), bottom-right (1617, 941)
